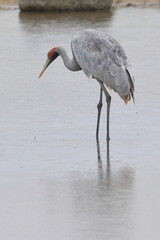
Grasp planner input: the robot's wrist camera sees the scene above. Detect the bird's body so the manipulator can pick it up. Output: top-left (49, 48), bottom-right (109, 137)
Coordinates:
top-left (39, 29), bottom-right (135, 140)
top-left (71, 29), bottom-right (134, 103)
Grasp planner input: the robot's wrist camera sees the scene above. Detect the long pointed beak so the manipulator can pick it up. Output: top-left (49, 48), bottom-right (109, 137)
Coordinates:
top-left (39, 58), bottom-right (52, 78)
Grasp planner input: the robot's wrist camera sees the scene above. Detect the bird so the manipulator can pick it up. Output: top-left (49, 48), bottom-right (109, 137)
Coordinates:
top-left (39, 29), bottom-right (135, 141)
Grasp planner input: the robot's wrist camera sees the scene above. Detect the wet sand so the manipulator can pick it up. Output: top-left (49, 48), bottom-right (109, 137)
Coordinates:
top-left (0, 6), bottom-right (160, 240)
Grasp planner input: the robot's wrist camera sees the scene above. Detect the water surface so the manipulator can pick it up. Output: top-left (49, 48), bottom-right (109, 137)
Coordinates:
top-left (0, 7), bottom-right (160, 240)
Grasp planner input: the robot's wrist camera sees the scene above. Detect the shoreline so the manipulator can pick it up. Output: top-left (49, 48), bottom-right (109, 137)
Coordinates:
top-left (113, 0), bottom-right (160, 7)
top-left (0, 0), bottom-right (159, 10)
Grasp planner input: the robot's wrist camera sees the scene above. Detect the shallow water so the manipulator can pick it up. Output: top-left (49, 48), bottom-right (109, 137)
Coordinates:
top-left (0, 7), bottom-right (160, 240)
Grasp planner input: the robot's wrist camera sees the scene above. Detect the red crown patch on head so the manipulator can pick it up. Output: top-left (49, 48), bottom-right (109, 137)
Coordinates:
top-left (48, 47), bottom-right (57, 58)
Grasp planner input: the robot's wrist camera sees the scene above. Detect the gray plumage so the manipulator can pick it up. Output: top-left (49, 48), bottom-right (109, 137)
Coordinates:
top-left (71, 29), bottom-right (135, 103)
top-left (39, 29), bottom-right (135, 140)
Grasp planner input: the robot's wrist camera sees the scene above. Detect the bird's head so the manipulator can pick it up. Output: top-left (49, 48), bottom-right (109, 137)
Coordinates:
top-left (39, 47), bottom-right (59, 78)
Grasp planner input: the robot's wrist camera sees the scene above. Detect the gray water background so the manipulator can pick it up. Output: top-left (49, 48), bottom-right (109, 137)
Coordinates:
top-left (0, 7), bottom-right (160, 240)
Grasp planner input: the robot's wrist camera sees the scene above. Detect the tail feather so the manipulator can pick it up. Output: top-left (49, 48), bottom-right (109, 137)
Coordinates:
top-left (125, 68), bottom-right (135, 103)
top-left (121, 94), bottom-right (131, 104)
top-left (130, 87), bottom-right (135, 103)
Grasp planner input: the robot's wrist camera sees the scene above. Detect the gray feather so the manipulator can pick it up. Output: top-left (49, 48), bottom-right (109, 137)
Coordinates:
top-left (71, 29), bottom-right (135, 102)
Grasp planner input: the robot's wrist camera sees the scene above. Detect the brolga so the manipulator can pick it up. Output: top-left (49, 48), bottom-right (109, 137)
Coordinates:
top-left (39, 29), bottom-right (135, 141)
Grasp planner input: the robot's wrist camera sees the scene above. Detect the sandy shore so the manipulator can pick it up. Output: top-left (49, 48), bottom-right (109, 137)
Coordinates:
top-left (0, 0), bottom-right (18, 4)
top-left (0, 0), bottom-right (18, 9)
top-left (113, 0), bottom-right (160, 7)
top-left (0, 0), bottom-right (160, 8)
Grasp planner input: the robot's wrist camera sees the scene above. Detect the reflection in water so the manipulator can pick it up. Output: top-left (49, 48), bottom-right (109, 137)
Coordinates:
top-left (19, 10), bottom-right (113, 25)
top-left (44, 155), bottom-right (135, 240)
top-left (69, 148), bottom-right (134, 239)
top-left (18, 10), bottom-right (113, 35)
top-left (42, 138), bottom-right (135, 240)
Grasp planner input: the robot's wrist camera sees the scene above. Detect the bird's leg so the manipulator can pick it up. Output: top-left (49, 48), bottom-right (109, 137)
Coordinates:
top-left (96, 86), bottom-right (103, 139)
top-left (106, 93), bottom-right (111, 142)
top-left (97, 80), bottom-right (111, 142)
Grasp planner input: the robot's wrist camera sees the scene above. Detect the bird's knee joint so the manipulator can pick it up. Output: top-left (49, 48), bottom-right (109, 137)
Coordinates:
top-left (97, 102), bottom-right (102, 110)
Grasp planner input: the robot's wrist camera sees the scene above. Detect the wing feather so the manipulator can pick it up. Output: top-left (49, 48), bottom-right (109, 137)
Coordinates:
top-left (71, 29), bottom-right (135, 102)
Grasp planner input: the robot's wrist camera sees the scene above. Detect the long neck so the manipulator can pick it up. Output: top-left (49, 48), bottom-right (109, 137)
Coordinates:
top-left (56, 47), bottom-right (81, 72)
